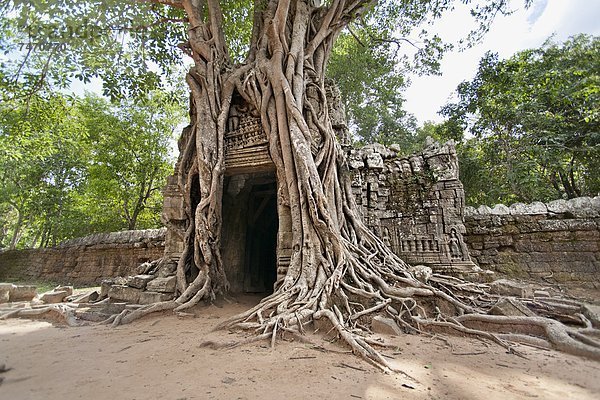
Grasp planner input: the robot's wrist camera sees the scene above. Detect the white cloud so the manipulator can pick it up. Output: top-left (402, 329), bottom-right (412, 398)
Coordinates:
top-left (404, 0), bottom-right (600, 125)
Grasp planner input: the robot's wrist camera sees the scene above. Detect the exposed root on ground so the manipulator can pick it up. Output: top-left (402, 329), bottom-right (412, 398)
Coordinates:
top-left (0, 303), bottom-right (88, 327)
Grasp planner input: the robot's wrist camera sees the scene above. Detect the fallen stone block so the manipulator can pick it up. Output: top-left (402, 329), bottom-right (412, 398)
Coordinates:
top-left (138, 291), bottom-right (173, 305)
top-left (39, 290), bottom-right (70, 304)
top-left (0, 283), bottom-right (13, 303)
top-left (489, 298), bottom-right (536, 317)
top-left (490, 279), bottom-right (532, 298)
top-left (67, 291), bottom-right (99, 304)
top-left (371, 316), bottom-right (402, 336)
top-left (582, 304), bottom-right (600, 328)
top-left (146, 276), bottom-right (176, 293)
top-left (8, 285), bottom-right (37, 302)
top-left (108, 285), bottom-right (142, 304)
top-left (127, 275), bottom-right (154, 289)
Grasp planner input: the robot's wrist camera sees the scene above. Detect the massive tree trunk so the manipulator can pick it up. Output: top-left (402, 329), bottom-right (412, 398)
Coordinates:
top-left (173, 0), bottom-right (386, 310)
top-left (159, 0), bottom-right (600, 370)
top-left (168, 0), bottom-right (431, 366)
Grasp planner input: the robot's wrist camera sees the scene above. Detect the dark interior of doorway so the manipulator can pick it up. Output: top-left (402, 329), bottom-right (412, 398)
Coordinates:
top-left (243, 181), bottom-right (278, 294)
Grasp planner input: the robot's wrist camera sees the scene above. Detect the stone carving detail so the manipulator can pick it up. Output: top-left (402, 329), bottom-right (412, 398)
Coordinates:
top-left (224, 100), bottom-right (272, 173)
top-left (349, 139), bottom-right (477, 274)
top-left (225, 109), bottom-right (267, 152)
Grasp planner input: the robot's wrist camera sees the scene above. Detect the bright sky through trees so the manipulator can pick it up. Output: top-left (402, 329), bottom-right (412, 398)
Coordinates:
top-left (405, 0), bottom-right (600, 124)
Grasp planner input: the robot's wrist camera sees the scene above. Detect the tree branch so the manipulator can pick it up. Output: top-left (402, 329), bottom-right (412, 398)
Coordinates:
top-left (136, 0), bottom-right (185, 9)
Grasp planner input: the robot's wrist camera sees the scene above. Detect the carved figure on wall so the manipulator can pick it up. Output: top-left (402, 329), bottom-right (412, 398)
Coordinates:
top-left (449, 228), bottom-right (463, 260)
top-left (382, 227), bottom-right (391, 247)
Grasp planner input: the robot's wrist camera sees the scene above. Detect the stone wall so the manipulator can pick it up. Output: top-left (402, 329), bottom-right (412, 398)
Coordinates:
top-left (464, 197), bottom-right (600, 287)
top-left (5, 141), bottom-right (599, 289)
top-left (0, 229), bottom-right (165, 285)
top-left (348, 139), bottom-right (476, 274)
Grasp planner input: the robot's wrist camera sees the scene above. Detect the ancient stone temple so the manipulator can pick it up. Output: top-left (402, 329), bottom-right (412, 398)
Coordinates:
top-left (162, 84), bottom-right (476, 295)
top-left (348, 139), bottom-right (477, 275)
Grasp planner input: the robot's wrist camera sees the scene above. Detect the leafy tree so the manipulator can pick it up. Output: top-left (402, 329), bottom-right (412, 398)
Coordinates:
top-left (442, 34), bottom-right (600, 204)
top-left (78, 92), bottom-right (182, 231)
top-left (6, 1), bottom-right (598, 368)
top-left (327, 26), bottom-right (416, 145)
top-left (0, 93), bottom-right (89, 248)
top-left (0, 89), bottom-right (182, 248)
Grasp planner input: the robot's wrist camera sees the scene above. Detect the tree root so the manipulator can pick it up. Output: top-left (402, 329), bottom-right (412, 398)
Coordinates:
top-left (0, 304), bottom-right (88, 327)
top-left (455, 314), bottom-right (600, 361)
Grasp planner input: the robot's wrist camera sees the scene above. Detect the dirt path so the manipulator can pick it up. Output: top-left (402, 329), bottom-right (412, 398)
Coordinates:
top-left (1, 296), bottom-right (599, 400)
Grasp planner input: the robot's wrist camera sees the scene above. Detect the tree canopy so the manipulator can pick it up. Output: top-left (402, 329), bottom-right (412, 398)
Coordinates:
top-left (1, 1), bottom-right (530, 142)
top-left (441, 34), bottom-right (600, 205)
top-left (0, 89), bottom-right (183, 249)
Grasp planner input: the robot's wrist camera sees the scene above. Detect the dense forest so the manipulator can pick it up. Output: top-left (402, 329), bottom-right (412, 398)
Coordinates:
top-left (0, 90), bottom-right (184, 249)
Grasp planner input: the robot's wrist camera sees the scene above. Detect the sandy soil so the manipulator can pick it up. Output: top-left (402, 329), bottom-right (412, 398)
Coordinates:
top-left (1, 295), bottom-right (599, 400)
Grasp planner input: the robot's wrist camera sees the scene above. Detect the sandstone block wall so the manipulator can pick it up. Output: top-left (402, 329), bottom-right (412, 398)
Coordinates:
top-left (0, 229), bottom-right (165, 285)
top-left (348, 140), bottom-right (475, 274)
top-left (464, 197), bottom-right (600, 287)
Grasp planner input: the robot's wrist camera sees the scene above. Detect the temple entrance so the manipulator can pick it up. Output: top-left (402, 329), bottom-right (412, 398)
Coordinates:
top-left (243, 183), bottom-right (278, 293)
top-left (221, 173), bottom-right (278, 294)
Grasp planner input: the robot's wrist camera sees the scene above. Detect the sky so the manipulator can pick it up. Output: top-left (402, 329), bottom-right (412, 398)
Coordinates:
top-left (403, 0), bottom-right (600, 125)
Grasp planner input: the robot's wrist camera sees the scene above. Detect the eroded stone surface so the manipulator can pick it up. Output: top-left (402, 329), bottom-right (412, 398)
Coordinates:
top-left (490, 279), bottom-right (533, 298)
top-left (489, 298), bottom-right (536, 317)
top-left (108, 285), bottom-right (142, 304)
top-left (145, 276), bottom-right (176, 293)
top-left (39, 290), bottom-right (70, 304)
top-left (371, 316), bottom-right (403, 336)
top-left (127, 275), bottom-right (154, 290)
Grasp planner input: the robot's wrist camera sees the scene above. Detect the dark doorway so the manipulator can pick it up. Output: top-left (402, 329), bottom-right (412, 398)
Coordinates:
top-left (243, 182), bottom-right (278, 293)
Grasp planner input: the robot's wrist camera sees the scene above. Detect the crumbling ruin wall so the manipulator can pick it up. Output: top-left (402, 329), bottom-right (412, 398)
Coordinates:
top-left (348, 140), bottom-right (476, 275)
top-left (464, 198), bottom-right (600, 287)
top-left (0, 229), bottom-right (165, 285)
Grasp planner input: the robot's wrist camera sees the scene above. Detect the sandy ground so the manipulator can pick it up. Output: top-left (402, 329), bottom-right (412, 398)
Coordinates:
top-left (1, 295), bottom-right (599, 400)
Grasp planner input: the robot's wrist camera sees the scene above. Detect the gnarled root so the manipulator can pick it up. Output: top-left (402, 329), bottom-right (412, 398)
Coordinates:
top-left (455, 314), bottom-right (600, 361)
top-left (0, 303), bottom-right (88, 327)
top-left (109, 301), bottom-right (179, 327)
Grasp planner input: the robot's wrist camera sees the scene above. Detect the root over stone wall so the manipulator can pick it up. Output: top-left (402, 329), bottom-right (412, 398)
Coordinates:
top-left (0, 229), bottom-right (166, 285)
top-left (464, 197), bottom-right (600, 288)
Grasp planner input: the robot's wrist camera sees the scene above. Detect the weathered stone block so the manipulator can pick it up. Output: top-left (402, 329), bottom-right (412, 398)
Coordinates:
top-left (9, 285), bottom-right (37, 302)
top-left (108, 285), bottom-right (142, 303)
top-left (146, 276), bottom-right (177, 293)
top-left (365, 152), bottom-right (384, 170)
top-left (138, 291), bottom-right (173, 304)
top-left (127, 274), bottom-right (155, 289)
top-left (490, 279), bottom-right (532, 298)
top-left (67, 290), bottom-right (99, 303)
top-left (40, 290), bottom-right (69, 304)
top-left (371, 316), bottom-right (403, 336)
top-left (0, 283), bottom-right (12, 303)
top-left (489, 298), bottom-right (535, 317)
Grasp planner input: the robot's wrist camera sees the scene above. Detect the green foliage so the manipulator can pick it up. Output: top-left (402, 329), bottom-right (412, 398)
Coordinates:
top-left (0, 89), bottom-right (183, 249)
top-left (441, 34), bottom-right (600, 205)
top-left (1, 1), bottom-right (524, 143)
top-left (327, 0), bottom-right (524, 146)
top-left (0, 0), bottom-right (188, 100)
top-left (328, 29), bottom-right (416, 146)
